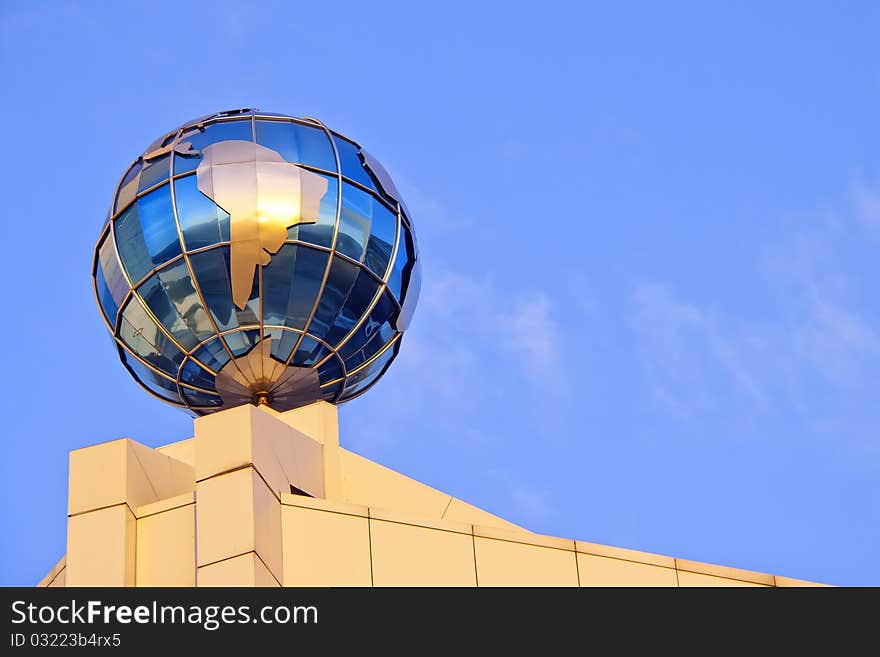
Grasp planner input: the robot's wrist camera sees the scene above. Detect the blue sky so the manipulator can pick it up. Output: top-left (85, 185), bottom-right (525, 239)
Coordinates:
top-left (1, 1), bottom-right (878, 586)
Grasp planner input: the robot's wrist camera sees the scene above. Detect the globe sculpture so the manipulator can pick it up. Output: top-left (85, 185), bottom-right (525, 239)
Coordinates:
top-left (92, 108), bottom-right (420, 415)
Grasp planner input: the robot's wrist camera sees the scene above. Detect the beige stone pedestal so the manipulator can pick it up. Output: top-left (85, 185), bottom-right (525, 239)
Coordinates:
top-left (38, 402), bottom-right (823, 587)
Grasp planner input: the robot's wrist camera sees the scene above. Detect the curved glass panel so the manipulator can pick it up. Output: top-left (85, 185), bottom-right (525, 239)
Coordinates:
top-left (255, 120), bottom-right (336, 171)
top-left (175, 119), bottom-right (254, 174)
top-left (138, 261), bottom-right (215, 350)
top-left (387, 220), bottom-right (417, 303)
top-left (307, 256), bottom-right (360, 342)
top-left (339, 290), bottom-right (397, 368)
top-left (225, 328), bottom-right (261, 358)
top-left (114, 160), bottom-right (143, 214)
top-left (291, 334), bottom-right (329, 367)
top-left (96, 235), bottom-right (129, 326)
top-left (181, 387), bottom-right (224, 408)
top-left (339, 340), bottom-right (399, 399)
top-left (95, 259), bottom-right (119, 328)
top-left (262, 244), bottom-right (328, 330)
top-left (180, 358), bottom-right (217, 390)
top-left (189, 247), bottom-right (259, 332)
top-left (288, 171), bottom-right (337, 248)
top-left (138, 154), bottom-right (171, 192)
top-left (320, 381), bottom-right (343, 402)
top-left (333, 135), bottom-right (374, 190)
top-left (120, 160), bottom-right (142, 188)
top-left (317, 356), bottom-right (343, 383)
top-left (120, 347), bottom-right (182, 403)
top-left (337, 182), bottom-right (372, 262)
top-left (323, 267), bottom-right (381, 349)
top-left (192, 338), bottom-right (230, 372)
top-left (364, 199), bottom-right (397, 279)
top-left (137, 185), bottom-right (182, 269)
top-left (114, 203), bottom-right (152, 284)
top-left (174, 174), bottom-right (229, 249)
top-left (118, 297), bottom-right (185, 375)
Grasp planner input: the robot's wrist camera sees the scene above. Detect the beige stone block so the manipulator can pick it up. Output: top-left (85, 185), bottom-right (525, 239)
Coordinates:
top-left (48, 569), bottom-right (66, 588)
top-left (280, 493), bottom-right (368, 518)
top-left (276, 401), bottom-right (339, 446)
top-left (442, 497), bottom-right (524, 531)
top-left (370, 507), bottom-right (473, 535)
top-left (775, 575), bottom-right (829, 587)
top-left (127, 440), bottom-right (195, 500)
top-left (269, 421), bottom-right (326, 498)
top-left (135, 492), bottom-right (195, 519)
top-left (282, 505), bottom-right (372, 586)
top-left (37, 557), bottom-right (66, 588)
top-left (576, 540), bottom-right (675, 569)
top-left (475, 525), bottom-right (574, 552)
top-left (677, 571), bottom-right (767, 587)
top-left (370, 519), bottom-right (476, 586)
top-left (194, 404), bottom-right (326, 499)
top-left (137, 504), bottom-right (195, 586)
top-left (340, 449), bottom-right (452, 518)
top-left (675, 559), bottom-right (774, 586)
top-left (577, 553), bottom-right (678, 587)
top-left (156, 438), bottom-right (195, 467)
top-left (68, 439), bottom-right (194, 516)
top-left (253, 468), bottom-right (283, 582)
top-left (198, 553), bottom-right (279, 587)
top-left (67, 505), bottom-right (135, 586)
top-left (196, 467), bottom-right (281, 583)
top-left (474, 537), bottom-right (578, 586)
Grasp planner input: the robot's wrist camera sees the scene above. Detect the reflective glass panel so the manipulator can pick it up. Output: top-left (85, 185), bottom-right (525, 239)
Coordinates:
top-left (119, 296), bottom-right (185, 376)
top-left (320, 381), bottom-right (342, 402)
top-left (121, 160), bottom-right (142, 188)
top-left (264, 327), bottom-right (294, 364)
top-left (323, 267), bottom-right (381, 349)
top-left (138, 154), bottom-right (171, 192)
top-left (189, 247), bottom-right (259, 332)
top-left (180, 358), bottom-right (217, 391)
top-left (307, 256), bottom-right (360, 342)
top-left (387, 221), bottom-right (417, 303)
top-left (181, 387), bottom-right (224, 408)
top-left (336, 182), bottom-right (372, 262)
top-left (333, 135), bottom-right (374, 189)
top-left (120, 347), bottom-right (181, 403)
top-left (364, 199), bottom-right (396, 278)
top-left (174, 119), bottom-right (254, 174)
top-left (98, 236), bottom-right (129, 304)
top-left (94, 259), bottom-right (119, 327)
top-left (340, 340), bottom-right (399, 399)
top-left (290, 333), bottom-right (329, 367)
top-left (225, 328), bottom-right (261, 357)
top-left (115, 203), bottom-right (152, 284)
top-left (275, 245), bottom-right (327, 330)
top-left (289, 172), bottom-right (337, 248)
top-left (317, 355), bottom-right (343, 383)
top-left (140, 260), bottom-right (215, 350)
top-left (138, 274), bottom-right (198, 351)
top-left (174, 174), bottom-right (229, 249)
top-left (137, 185), bottom-right (182, 269)
top-left (255, 120), bottom-right (336, 171)
top-left (339, 290), bottom-right (397, 366)
top-left (192, 338), bottom-right (231, 372)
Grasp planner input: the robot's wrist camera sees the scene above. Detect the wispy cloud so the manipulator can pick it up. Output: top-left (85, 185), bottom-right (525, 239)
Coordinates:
top-left (632, 176), bottom-right (880, 420)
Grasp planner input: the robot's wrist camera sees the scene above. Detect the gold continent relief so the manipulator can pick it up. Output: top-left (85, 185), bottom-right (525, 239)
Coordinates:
top-left (195, 140), bottom-right (329, 309)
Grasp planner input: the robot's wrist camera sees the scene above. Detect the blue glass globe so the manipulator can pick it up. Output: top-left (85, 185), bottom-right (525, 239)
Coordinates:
top-left (92, 109), bottom-right (420, 415)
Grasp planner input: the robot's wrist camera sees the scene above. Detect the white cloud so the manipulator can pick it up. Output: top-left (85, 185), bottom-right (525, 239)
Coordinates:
top-left (632, 177), bottom-right (880, 419)
top-left (850, 176), bottom-right (880, 230)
